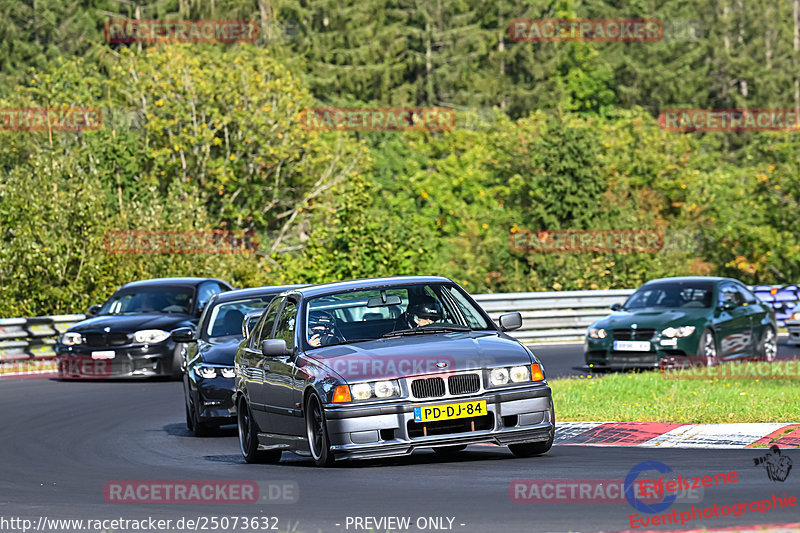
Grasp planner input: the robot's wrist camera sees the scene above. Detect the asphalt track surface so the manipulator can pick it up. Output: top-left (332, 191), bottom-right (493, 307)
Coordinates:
top-left (1, 342), bottom-right (799, 533)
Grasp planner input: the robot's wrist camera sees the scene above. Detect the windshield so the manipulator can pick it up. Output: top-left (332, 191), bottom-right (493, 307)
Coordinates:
top-left (204, 297), bottom-right (275, 341)
top-left (624, 282), bottom-right (714, 309)
top-left (99, 287), bottom-right (194, 315)
top-left (304, 283), bottom-right (493, 348)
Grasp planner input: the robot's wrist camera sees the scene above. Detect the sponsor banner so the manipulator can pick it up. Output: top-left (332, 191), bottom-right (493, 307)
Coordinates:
top-left (659, 109), bottom-right (800, 132)
top-left (509, 228), bottom-right (664, 254)
top-left (104, 20), bottom-right (258, 44)
top-left (0, 107), bottom-right (102, 131)
top-left (103, 230), bottom-right (258, 255)
top-left (299, 107), bottom-right (455, 132)
top-left (509, 18), bottom-right (663, 42)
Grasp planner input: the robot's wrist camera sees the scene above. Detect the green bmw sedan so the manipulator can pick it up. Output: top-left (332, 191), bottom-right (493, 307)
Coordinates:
top-left (585, 277), bottom-right (777, 370)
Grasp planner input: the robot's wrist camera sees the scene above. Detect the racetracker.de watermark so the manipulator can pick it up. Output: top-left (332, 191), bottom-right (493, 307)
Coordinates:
top-left (509, 228), bottom-right (663, 254)
top-left (659, 109), bottom-right (800, 132)
top-left (0, 107), bottom-right (102, 131)
top-left (299, 107), bottom-right (455, 132)
top-left (509, 479), bottom-right (702, 503)
top-left (104, 20), bottom-right (258, 43)
top-left (104, 480), bottom-right (298, 504)
top-left (103, 230), bottom-right (258, 255)
top-left (325, 356), bottom-right (458, 381)
top-left (508, 18), bottom-right (663, 42)
top-left (660, 359), bottom-right (800, 380)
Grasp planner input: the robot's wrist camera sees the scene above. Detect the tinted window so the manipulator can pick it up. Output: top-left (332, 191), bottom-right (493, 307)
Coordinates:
top-left (719, 283), bottom-right (743, 306)
top-left (197, 281), bottom-right (226, 312)
top-left (204, 296), bottom-right (275, 341)
top-left (274, 299), bottom-right (298, 350)
top-left (735, 283), bottom-right (758, 304)
top-left (252, 297), bottom-right (282, 348)
top-left (99, 286), bottom-right (194, 315)
top-left (625, 282), bottom-right (714, 309)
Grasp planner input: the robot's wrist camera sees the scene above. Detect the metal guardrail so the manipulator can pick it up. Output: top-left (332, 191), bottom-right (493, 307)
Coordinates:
top-left (0, 315), bottom-right (86, 363)
top-left (473, 290), bottom-right (634, 343)
top-left (0, 286), bottom-right (798, 371)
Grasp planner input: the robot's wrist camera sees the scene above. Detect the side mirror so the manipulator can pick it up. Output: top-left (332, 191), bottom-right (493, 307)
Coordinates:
top-left (261, 339), bottom-right (290, 357)
top-left (243, 310), bottom-right (264, 338)
top-left (87, 304), bottom-right (102, 316)
top-left (171, 327), bottom-right (196, 343)
top-left (610, 303), bottom-right (622, 311)
top-left (498, 312), bottom-right (523, 332)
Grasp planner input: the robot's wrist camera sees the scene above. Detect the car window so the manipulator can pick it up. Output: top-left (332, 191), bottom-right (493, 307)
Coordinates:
top-left (205, 296), bottom-right (275, 341)
top-left (719, 283), bottom-right (743, 306)
top-left (735, 284), bottom-right (758, 304)
top-left (274, 299), bottom-right (299, 350)
top-left (625, 282), bottom-right (714, 309)
top-left (197, 281), bottom-right (226, 312)
top-left (252, 296), bottom-right (283, 348)
top-left (99, 286), bottom-right (194, 315)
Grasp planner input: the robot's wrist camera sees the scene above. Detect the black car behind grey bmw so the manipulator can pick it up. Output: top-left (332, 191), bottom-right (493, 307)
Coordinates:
top-left (174, 285), bottom-right (303, 436)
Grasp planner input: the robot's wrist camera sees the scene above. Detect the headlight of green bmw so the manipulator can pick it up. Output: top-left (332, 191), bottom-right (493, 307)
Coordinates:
top-left (661, 326), bottom-right (696, 338)
top-left (588, 328), bottom-right (607, 339)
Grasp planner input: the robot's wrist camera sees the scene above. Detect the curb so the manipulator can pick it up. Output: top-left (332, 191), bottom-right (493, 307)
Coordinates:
top-left (556, 422), bottom-right (800, 449)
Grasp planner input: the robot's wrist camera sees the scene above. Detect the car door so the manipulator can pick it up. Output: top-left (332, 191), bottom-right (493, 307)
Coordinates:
top-left (714, 282), bottom-right (753, 358)
top-left (736, 282), bottom-right (766, 353)
top-left (240, 296), bottom-right (283, 431)
top-left (264, 296), bottom-right (304, 436)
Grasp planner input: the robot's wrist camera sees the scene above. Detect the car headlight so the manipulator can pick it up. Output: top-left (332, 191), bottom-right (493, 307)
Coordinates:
top-left (489, 367), bottom-right (510, 386)
top-left (133, 329), bottom-right (170, 344)
top-left (588, 328), bottom-right (607, 339)
top-left (60, 332), bottom-right (83, 346)
top-left (792, 312), bottom-right (800, 321)
top-left (195, 364), bottom-right (235, 379)
top-left (661, 326), bottom-right (696, 338)
top-left (487, 364), bottom-right (545, 388)
top-left (336, 380), bottom-right (401, 403)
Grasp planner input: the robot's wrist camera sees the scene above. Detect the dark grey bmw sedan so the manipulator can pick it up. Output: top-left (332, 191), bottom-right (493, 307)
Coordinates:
top-left (234, 276), bottom-right (554, 467)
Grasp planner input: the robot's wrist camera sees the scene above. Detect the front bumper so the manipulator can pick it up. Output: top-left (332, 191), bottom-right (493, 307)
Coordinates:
top-left (788, 322), bottom-right (800, 345)
top-left (585, 336), bottom-right (699, 369)
top-left (322, 385), bottom-right (553, 460)
top-left (55, 342), bottom-right (175, 378)
top-left (194, 376), bottom-right (236, 424)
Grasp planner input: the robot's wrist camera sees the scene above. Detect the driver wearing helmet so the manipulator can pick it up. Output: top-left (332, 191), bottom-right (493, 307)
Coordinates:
top-left (394, 295), bottom-right (443, 330)
top-left (307, 310), bottom-right (344, 347)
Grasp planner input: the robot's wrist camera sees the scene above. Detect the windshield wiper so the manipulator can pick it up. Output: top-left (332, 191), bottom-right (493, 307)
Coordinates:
top-left (310, 338), bottom-right (376, 348)
top-left (382, 325), bottom-right (470, 338)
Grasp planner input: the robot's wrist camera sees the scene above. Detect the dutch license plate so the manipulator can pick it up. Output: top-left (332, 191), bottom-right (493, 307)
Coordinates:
top-left (414, 400), bottom-right (486, 422)
top-left (91, 350), bottom-right (116, 359)
top-left (613, 341), bottom-right (651, 352)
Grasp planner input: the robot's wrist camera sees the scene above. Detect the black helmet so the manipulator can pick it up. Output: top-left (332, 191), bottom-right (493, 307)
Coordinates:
top-left (308, 310), bottom-right (337, 335)
top-left (408, 297), bottom-right (443, 324)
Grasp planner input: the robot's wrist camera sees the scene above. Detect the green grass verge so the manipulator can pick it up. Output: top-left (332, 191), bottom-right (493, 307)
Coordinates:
top-left (551, 365), bottom-right (800, 423)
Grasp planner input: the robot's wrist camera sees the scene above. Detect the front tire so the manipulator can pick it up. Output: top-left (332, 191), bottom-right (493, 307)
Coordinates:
top-left (509, 405), bottom-right (554, 458)
top-left (758, 326), bottom-right (777, 362)
top-left (697, 329), bottom-right (717, 366)
top-left (305, 394), bottom-right (335, 467)
top-left (238, 398), bottom-right (281, 463)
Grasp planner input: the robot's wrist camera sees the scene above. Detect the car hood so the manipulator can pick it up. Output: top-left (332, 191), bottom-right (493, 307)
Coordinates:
top-left (69, 313), bottom-right (193, 333)
top-left (305, 332), bottom-right (534, 381)
top-left (593, 308), bottom-right (709, 330)
top-left (199, 338), bottom-right (241, 365)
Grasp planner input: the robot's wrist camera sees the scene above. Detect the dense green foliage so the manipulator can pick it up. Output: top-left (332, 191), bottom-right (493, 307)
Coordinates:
top-left (1, 0), bottom-right (799, 315)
